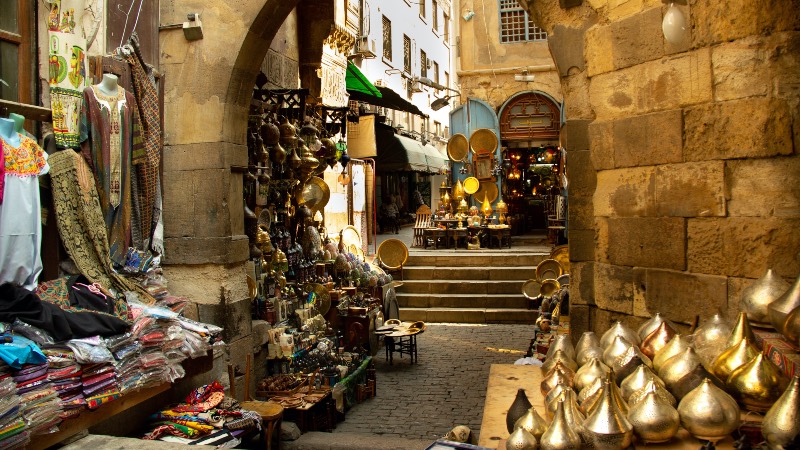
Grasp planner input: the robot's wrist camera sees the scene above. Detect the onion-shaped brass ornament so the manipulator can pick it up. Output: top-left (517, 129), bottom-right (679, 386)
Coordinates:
top-left (540, 400), bottom-right (582, 450)
top-left (601, 321), bottom-right (641, 349)
top-left (545, 382), bottom-right (573, 410)
top-left (693, 314), bottom-right (733, 355)
top-left (542, 349), bottom-right (578, 374)
top-left (611, 345), bottom-right (654, 382)
top-left (769, 275), bottom-right (800, 335)
top-left (627, 382), bottom-right (680, 444)
top-left (574, 357), bottom-right (611, 392)
top-left (711, 337), bottom-right (759, 382)
top-left (726, 311), bottom-right (758, 350)
top-left (653, 334), bottom-right (690, 373)
top-left (581, 380), bottom-right (634, 450)
top-left (505, 427), bottom-right (538, 450)
top-left (583, 373), bottom-right (629, 416)
top-left (453, 178), bottom-right (465, 202)
top-left (546, 334), bottom-right (577, 362)
top-left (726, 353), bottom-right (789, 412)
top-left (784, 306), bottom-right (800, 345)
top-left (541, 361), bottom-right (575, 398)
top-left (620, 365), bottom-right (664, 402)
top-left (546, 387), bottom-right (585, 427)
top-left (579, 377), bottom-right (604, 406)
top-left (576, 332), bottom-right (601, 360)
top-left (514, 407), bottom-right (549, 441)
top-left (637, 312), bottom-right (674, 342)
top-left (603, 336), bottom-right (633, 367)
top-left (741, 269), bottom-right (791, 327)
top-left (660, 347), bottom-right (716, 400)
top-left (677, 378), bottom-right (740, 443)
top-left (640, 321), bottom-right (677, 360)
top-left (762, 375), bottom-right (800, 449)
top-left (628, 379), bottom-right (676, 408)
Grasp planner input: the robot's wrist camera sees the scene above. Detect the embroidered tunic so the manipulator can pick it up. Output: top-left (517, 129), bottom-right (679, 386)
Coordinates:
top-left (0, 135), bottom-right (49, 290)
top-left (79, 85), bottom-right (142, 267)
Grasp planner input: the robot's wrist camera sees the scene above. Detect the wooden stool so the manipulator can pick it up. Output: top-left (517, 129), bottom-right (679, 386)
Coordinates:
top-left (238, 354), bottom-right (284, 450)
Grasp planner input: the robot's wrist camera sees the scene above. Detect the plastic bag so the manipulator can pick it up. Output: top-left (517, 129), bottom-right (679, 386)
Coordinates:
top-left (179, 330), bottom-right (212, 359)
top-left (65, 339), bottom-right (114, 364)
top-left (11, 320), bottom-right (54, 347)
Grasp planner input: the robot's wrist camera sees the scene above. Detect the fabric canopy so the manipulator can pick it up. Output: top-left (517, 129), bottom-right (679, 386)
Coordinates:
top-left (345, 63), bottom-right (382, 97)
top-left (348, 85), bottom-right (427, 118)
top-left (375, 124), bottom-right (446, 173)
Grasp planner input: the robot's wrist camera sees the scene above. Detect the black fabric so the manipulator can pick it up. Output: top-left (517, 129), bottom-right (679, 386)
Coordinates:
top-left (0, 283), bottom-right (130, 342)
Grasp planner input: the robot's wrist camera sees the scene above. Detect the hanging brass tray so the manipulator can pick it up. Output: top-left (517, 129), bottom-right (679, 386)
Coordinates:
top-left (469, 128), bottom-right (498, 155)
top-left (536, 259), bottom-right (564, 282)
top-left (304, 282), bottom-right (331, 316)
top-left (540, 279), bottom-right (562, 297)
top-left (301, 177), bottom-right (330, 211)
top-left (377, 238), bottom-right (408, 270)
top-left (463, 177), bottom-right (480, 195)
top-left (522, 279), bottom-right (542, 299)
top-left (447, 133), bottom-right (469, 162)
top-left (340, 225), bottom-right (362, 255)
top-left (473, 182), bottom-right (498, 203)
top-left (550, 245), bottom-right (569, 274)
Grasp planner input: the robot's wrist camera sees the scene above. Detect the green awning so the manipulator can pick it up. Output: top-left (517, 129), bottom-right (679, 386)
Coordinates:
top-left (345, 63), bottom-right (382, 98)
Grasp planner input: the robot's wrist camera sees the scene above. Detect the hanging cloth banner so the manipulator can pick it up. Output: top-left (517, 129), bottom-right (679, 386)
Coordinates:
top-left (48, 0), bottom-right (88, 149)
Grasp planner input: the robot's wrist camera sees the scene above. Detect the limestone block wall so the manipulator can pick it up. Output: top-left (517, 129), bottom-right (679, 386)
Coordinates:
top-left (524, 0), bottom-right (800, 335)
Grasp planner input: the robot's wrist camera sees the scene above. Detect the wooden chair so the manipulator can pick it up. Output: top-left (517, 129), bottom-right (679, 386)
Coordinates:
top-left (412, 205), bottom-right (432, 247)
top-left (235, 354), bottom-right (284, 450)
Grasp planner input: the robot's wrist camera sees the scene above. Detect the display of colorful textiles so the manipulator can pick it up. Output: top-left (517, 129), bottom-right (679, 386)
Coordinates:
top-left (0, 336), bottom-right (46, 369)
top-left (142, 423), bottom-right (201, 440)
top-left (85, 389), bottom-right (121, 410)
top-left (12, 362), bottom-right (62, 437)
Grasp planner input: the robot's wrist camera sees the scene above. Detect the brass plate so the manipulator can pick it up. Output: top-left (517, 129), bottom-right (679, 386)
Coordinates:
top-left (377, 238), bottom-right (408, 270)
top-left (556, 274), bottom-right (570, 287)
top-left (469, 128), bottom-right (498, 155)
top-left (246, 275), bottom-right (257, 301)
top-left (473, 182), bottom-right (499, 203)
top-left (257, 208), bottom-right (273, 227)
top-left (463, 177), bottom-right (480, 195)
top-left (340, 225), bottom-right (362, 255)
top-left (522, 279), bottom-right (542, 299)
top-left (540, 279), bottom-right (562, 297)
top-left (447, 133), bottom-right (469, 162)
top-left (304, 282), bottom-right (331, 316)
top-left (550, 245), bottom-right (570, 274)
top-left (536, 259), bottom-right (564, 282)
top-left (301, 177), bottom-right (330, 211)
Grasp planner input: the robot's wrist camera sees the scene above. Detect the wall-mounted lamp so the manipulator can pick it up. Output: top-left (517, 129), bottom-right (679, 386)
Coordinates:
top-left (463, 10), bottom-right (475, 21)
top-left (514, 70), bottom-right (535, 82)
top-left (431, 95), bottom-right (456, 111)
top-left (661, 1), bottom-right (687, 44)
top-left (159, 13), bottom-right (204, 40)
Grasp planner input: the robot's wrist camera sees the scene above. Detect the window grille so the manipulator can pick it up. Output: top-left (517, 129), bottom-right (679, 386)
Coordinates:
top-left (382, 16), bottom-right (392, 60)
top-left (499, 0), bottom-right (547, 43)
top-left (443, 13), bottom-right (449, 42)
top-left (433, 62), bottom-right (439, 85)
top-left (420, 50), bottom-right (428, 78)
top-left (432, 1), bottom-right (439, 31)
top-left (403, 35), bottom-right (411, 73)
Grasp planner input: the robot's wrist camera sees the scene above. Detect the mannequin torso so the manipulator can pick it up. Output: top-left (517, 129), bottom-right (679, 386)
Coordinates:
top-left (0, 118), bottom-right (21, 148)
top-left (97, 73), bottom-right (119, 97)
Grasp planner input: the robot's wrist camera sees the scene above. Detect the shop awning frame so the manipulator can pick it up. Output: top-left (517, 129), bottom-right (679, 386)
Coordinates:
top-left (345, 63), bottom-right (382, 98)
top-left (348, 85), bottom-right (428, 118)
top-left (374, 123), bottom-right (446, 173)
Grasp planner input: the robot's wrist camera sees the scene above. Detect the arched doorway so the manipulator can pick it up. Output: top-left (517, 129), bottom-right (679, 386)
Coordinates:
top-left (497, 91), bottom-right (563, 238)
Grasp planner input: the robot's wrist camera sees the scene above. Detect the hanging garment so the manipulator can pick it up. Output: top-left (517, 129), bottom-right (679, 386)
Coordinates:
top-left (0, 135), bottom-right (49, 290)
top-left (79, 85), bottom-right (143, 267)
top-left (47, 150), bottom-right (154, 305)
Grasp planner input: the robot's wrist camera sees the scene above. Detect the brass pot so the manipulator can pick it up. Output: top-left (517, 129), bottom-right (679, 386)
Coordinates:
top-left (581, 380), bottom-right (633, 450)
top-left (637, 312), bottom-right (673, 342)
top-left (603, 336), bottom-right (633, 367)
top-left (540, 400), bottom-right (582, 450)
top-left (611, 344), bottom-right (654, 383)
top-left (726, 353), bottom-right (789, 412)
top-left (514, 407), bottom-right (549, 441)
top-left (741, 269), bottom-right (791, 327)
top-left (541, 361), bottom-right (575, 398)
top-left (546, 387), bottom-right (585, 428)
top-left (711, 337), bottom-right (759, 382)
top-left (545, 382), bottom-right (574, 412)
top-left (601, 321), bottom-right (641, 349)
top-left (677, 378), bottom-right (740, 443)
top-left (693, 313), bottom-right (732, 353)
top-left (576, 331), bottom-right (602, 363)
top-left (620, 364), bottom-right (664, 402)
top-left (583, 373), bottom-right (629, 417)
top-left (762, 375), bottom-right (800, 449)
top-left (574, 357), bottom-right (611, 392)
top-left (628, 379), bottom-right (676, 408)
top-left (769, 275), bottom-right (800, 335)
top-left (653, 334), bottom-right (690, 373)
top-left (627, 382), bottom-right (680, 444)
top-left (505, 427), bottom-right (538, 450)
top-left (546, 334), bottom-right (577, 363)
top-left (659, 347), bottom-right (715, 400)
top-left (640, 321), bottom-right (677, 360)
top-left (726, 311), bottom-right (758, 350)
top-left (577, 343), bottom-right (604, 368)
top-left (542, 349), bottom-right (578, 374)
top-left (578, 377), bottom-right (603, 406)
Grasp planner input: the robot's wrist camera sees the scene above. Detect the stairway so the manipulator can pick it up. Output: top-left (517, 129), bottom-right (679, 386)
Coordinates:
top-left (396, 247), bottom-right (550, 324)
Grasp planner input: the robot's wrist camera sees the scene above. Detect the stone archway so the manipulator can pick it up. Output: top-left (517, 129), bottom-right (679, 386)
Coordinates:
top-left (518, 0), bottom-right (800, 337)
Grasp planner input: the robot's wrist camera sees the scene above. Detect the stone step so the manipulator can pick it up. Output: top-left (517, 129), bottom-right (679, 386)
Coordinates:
top-left (406, 252), bottom-right (548, 267)
top-left (399, 307), bottom-right (539, 324)
top-left (398, 279), bottom-right (525, 295)
top-left (402, 266), bottom-right (537, 281)
top-left (397, 293), bottom-right (529, 309)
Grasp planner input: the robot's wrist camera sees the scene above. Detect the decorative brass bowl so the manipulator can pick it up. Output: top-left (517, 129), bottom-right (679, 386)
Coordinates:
top-left (741, 269), bottom-right (791, 327)
top-left (677, 378), bottom-right (740, 443)
top-left (726, 353), bottom-right (789, 412)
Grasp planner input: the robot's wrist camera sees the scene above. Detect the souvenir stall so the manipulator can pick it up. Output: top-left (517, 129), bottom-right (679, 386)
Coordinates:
top-left (238, 88), bottom-right (397, 432)
top-left (481, 264), bottom-right (800, 450)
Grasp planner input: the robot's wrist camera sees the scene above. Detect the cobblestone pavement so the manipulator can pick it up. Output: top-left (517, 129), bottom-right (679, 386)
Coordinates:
top-left (331, 323), bottom-right (534, 441)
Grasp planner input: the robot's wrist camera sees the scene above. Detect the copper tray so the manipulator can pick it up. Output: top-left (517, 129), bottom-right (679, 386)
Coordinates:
top-left (447, 133), bottom-right (469, 162)
top-left (469, 128), bottom-right (498, 155)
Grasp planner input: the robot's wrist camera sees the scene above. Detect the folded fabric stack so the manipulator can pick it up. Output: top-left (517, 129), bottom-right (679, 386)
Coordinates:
top-left (0, 363), bottom-right (28, 450)
top-left (45, 346), bottom-right (85, 420)
top-left (14, 362), bottom-right (62, 436)
top-left (81, 363), bottom-right (120, 410)
top-left (106, 332), bottom-right (142, 394)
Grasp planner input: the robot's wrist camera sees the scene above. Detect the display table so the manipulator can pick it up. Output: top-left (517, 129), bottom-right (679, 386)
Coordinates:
top-left (478, 364), bottom-right (739, 449)
top-left (279, 388), bottom-right (336, 433)
top-left (332, 356), bottom-right (375, 414)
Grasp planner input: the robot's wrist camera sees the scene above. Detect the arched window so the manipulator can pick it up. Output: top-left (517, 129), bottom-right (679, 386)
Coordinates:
top-left (499, 92), bottom-right (560, 140)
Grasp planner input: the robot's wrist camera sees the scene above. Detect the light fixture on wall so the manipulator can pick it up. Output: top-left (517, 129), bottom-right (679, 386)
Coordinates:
top-left (463, 10), bottom-right (475, 21)
top-left (514, 70), bottom-right (535, 82)
top-left (661, 0), bottom-right (687, 44)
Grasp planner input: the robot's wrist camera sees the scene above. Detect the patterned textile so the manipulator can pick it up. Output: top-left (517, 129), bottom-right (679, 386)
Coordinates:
top-left (85, 389), bottom-right (120, 410)
top-left (0, 141), bottom-right (4, 204)
top-left (142, 423), bottom-right (200, 440)
top-left (48, 19), bottom-right (88, 149)
top-left (35, 276), bottom-right (130, 324)
top-left (79, 86), bottom-right (143, 266)
top-left (124, 37), bottom-right (161, 245)
top-left (2, 136), bottom-right (47, 178)
top-left (48, 150), bottom-right (154, 306)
